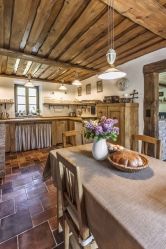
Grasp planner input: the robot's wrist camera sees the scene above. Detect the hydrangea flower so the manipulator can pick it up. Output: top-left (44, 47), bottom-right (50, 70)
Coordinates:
top-left (84, 117), bottom-right (119, 141)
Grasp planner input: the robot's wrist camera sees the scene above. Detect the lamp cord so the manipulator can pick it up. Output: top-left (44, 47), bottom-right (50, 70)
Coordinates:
top-left (107, 0), bottom-right (114, 50)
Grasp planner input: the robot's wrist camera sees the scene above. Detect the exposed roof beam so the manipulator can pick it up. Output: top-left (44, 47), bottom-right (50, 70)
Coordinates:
top-left (100, 0), bottom-right (166, 39)
top-left (0, 48), bottom-right (99, 73)
top-left (0, 73), bottom-right (72, 85)
top-left (159, 83), bottom-right (166, 87)
top-left (143, 59), bottom-right (166, 73)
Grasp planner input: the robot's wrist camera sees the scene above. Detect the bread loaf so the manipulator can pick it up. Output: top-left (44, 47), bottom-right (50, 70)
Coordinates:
top-left (111, 150), bottom-right (143, 167)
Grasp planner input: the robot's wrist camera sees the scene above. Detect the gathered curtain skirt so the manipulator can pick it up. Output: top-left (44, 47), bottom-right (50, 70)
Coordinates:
top-left (15, 122), bottom-right (51, 152)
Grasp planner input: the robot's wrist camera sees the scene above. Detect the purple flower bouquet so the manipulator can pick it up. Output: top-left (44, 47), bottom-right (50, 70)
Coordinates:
top-left (84, 116), bottom-right (119, 141)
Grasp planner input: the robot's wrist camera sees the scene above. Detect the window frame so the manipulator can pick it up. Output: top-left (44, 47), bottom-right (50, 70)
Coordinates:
top-left (14, 84), bottom-right (39, 115)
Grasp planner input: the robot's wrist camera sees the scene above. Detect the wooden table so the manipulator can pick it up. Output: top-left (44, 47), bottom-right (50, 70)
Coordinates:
top-left (43, 144), bottom-right (166, 249)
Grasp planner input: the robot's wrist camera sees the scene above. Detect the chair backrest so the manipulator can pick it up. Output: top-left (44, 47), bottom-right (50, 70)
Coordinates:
top-left (131, 134), bottom-right (161, 159)
top-left (56, 151), bottom-right (89, 240)
top-left (62, 129), bottom-right (84, 148)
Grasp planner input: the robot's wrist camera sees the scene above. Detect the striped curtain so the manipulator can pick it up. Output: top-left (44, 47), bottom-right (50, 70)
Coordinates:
top-left (15, 122), bottom-right (52, 152)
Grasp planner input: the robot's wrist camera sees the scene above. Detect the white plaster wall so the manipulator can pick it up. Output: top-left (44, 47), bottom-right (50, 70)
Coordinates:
top-left (0, 77), bottom-right (76, 118)
top-left (75, 48), bottom-right (166, 134)
top-left (0, 48), bottom-right (166, 122)
top-left (159, 87), bottom-right (166, 113)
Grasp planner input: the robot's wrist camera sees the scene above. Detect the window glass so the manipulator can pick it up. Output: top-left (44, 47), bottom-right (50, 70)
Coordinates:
top-left (15, 85), bottom-right (39, 115)
top-left (29, 105), bottom-right (37, 113)
top-left (29, 88), bottom-right (37, 97)
top-left (17, 105), bottom-right (26, 112)
top-left (29, 96), bottom-right (36, 105)
top-left (17, 87), bottom-right (25, 96)
top-left (17, 96), bottom-right (26, 105)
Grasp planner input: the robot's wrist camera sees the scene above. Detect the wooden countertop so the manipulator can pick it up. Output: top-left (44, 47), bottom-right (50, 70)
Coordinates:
top-left (0, 116), bottom-right (97, 124)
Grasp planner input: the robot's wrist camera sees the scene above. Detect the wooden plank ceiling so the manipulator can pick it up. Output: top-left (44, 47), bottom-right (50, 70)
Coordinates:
top-left (0, 0), bottom-right (165, 84)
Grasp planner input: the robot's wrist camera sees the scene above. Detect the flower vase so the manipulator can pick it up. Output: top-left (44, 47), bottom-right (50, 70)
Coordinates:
top-left (92, 139), bottom-right (108, 160)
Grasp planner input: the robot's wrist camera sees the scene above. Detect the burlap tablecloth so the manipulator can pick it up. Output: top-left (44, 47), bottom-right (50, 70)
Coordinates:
top-left (43, 144), bottom-right (166, 249)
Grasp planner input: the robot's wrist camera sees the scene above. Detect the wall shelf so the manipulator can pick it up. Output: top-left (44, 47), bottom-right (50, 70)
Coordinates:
top-left (0, 99), bottom-right (14, 104)
top-left (43, 100), bottom-right (98, 106)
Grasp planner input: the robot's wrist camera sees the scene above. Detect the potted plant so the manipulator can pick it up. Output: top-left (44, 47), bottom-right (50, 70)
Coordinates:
top-left (84, 116), bottom-right (119, 160)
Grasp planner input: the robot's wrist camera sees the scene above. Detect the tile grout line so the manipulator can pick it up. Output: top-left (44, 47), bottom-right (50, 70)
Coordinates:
top-left (1, 149), bottom-right (58, 247)
top-left (0, 220), bottom-right (50, 246)
top-left (48, 220), bottom-right (57, 246)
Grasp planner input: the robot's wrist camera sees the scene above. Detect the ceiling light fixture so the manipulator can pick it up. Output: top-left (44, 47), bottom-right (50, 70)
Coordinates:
top-left (72, 72), bottom-right (82, 86)
top-left (98, 0), bottom-right (126, 80)
top-left (24, 74), bottom-right (34, 87)
top-left (23, 61), bottom-right (32, 75)
top-left (14, 58), bottom-right (20, 73)
top-left (59, 82), bottom-right (67, 91)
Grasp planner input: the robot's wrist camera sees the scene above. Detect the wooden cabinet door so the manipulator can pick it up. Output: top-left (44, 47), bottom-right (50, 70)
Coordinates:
top-left (74, 122), bottom-right (83, 145)
top-left (97, 105), bottom-right (108, 118)
top-left (108, 107), bottom-right (124, 145)
top-left (55, 120), bottom-right (68, 144)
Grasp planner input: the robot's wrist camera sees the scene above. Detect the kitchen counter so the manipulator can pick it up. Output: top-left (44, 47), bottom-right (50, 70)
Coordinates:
top-left (0, 116), bottom-right (97, 124)
top-left (1, 116), bottom-right (97, 153)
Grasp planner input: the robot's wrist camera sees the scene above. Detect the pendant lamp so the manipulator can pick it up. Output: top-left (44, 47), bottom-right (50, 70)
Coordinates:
top-left (98, 0), bottom-right (126, 80)
top-left (24, 75), bottom-right (34, 87)
top-left (72, 72), bottom-right (82, 86)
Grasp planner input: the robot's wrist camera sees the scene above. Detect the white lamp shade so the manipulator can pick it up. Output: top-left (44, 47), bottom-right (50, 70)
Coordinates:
top-left (59, 84), bottom-right (67, 91)
top-left (106, 48), bottom-right (116, 65)
top-left (72, 79), bottom-right (82, 86)
top-left (98, 67), bottom-right (126, 80)
top-left (24, 81), bottom-right (34, 87)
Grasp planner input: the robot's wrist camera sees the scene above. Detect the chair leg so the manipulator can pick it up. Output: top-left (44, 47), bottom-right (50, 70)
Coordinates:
top-left (64, 219), bottom-right (70, 249)
top-left (57, 190), bottom-right (63, 233)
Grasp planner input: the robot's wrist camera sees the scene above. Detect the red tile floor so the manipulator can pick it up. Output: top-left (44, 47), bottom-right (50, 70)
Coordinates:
top-left (0, 148), bottom-right (64, 249)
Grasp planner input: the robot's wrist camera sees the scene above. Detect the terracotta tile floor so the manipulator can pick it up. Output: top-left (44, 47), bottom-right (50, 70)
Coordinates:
top-left (0, 148), bottom-right (64, 249)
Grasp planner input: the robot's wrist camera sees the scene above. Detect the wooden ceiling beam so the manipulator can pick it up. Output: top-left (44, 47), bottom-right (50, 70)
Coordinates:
top-left (0, 73), bottom-right (72, 85)
top-left (100, 40), bottom-right (166, 70)
top-left (88, 31), bottom-right (158, 68)
top-left (0, 48), bottom-right (98, 73)
top-left (159, 83), bottom-right (166, 87)
top-left (100, 0), bottom-right (166, 39)
top-left (143, 59), bottom-right (166, 73)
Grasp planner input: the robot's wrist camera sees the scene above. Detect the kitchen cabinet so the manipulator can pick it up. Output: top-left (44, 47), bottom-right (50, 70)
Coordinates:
top-left (1, 117), bottom-right (92, 152)
top-left (97, 103), bottom-right (139, 149)
top-left (54, 120), bottom-right (68, 145)
top-left (96, 105), bottom-right (108, 118)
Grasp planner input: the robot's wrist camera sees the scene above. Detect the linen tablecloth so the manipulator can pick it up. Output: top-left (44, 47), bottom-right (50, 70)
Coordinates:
top-left (43, 144), bottom-right (166, 249)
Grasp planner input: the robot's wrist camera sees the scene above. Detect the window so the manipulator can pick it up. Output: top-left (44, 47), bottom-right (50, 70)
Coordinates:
top-left (15, 85), bottom-right (39, 115)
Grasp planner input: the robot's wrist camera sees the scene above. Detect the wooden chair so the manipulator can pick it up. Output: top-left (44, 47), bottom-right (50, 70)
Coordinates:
top-left (62, 129), bottom-right (84, 148)
top-left (131, 134), bottom-right (161, 159)
top-left (56, 152), bottom-right (97, 249)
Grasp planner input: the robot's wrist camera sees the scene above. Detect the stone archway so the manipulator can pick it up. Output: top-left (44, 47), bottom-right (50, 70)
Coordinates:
top-left (143, 59), bottom-right (166, 138)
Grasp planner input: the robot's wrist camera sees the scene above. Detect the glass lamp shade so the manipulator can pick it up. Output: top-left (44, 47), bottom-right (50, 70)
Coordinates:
top-left (24, 81), bottom-right (34, 87)
top-left (72, 79), bottom-right (82, 86)
top-left (59, 84), bottom-right (67, 91)
top-left (98, 67), bottom-right (126, 80)
top-left (106, 48), bottom-right (116, 65)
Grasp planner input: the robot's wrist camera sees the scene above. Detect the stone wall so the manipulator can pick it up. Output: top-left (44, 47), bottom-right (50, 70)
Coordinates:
top-left (159, 120), bottom-right (166, 160)
top-left (0, 124), bottom-right (5, 177)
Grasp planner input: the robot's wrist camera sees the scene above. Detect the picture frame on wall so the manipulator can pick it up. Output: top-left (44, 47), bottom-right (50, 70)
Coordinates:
top-left (77, 87), bottom-right (82, 96)
top-left (96, 80), bottom-right (103, 92)
top-left (86, 84), bottom-right (91, 95)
